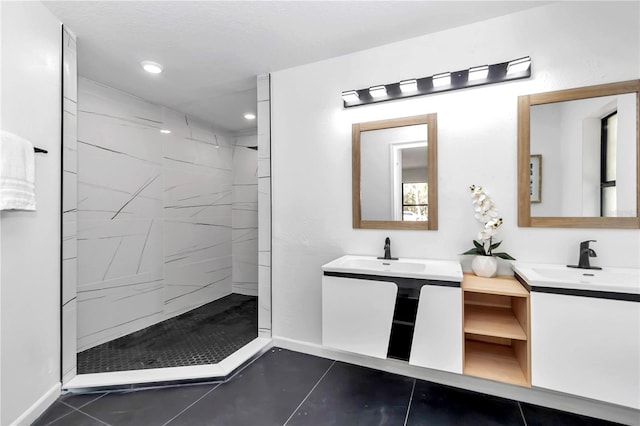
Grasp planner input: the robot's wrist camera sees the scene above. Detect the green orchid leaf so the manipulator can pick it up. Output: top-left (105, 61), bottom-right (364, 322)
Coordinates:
top-left (461, 248), bottom-right (483, 256)
top-left (489, 241), bottom-right (502, 250)
top-left (472, 240), bottom-right (484, 250)
top-left (493, 252), bottom-right (516, 260)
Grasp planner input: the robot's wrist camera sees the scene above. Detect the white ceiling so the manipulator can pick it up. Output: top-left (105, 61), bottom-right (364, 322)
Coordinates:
top-left (45, 1), bottom-right (548, 134)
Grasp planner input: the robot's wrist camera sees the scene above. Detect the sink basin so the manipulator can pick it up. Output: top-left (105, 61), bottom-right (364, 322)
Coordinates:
top-left (322, 255), bottom-right (462, 282)
top-left (512, 262), bottom-right (640, 294)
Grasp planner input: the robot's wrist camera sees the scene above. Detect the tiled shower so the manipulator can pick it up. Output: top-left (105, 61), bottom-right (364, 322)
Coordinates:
top-left (67, 76), bottom-right (258, 372)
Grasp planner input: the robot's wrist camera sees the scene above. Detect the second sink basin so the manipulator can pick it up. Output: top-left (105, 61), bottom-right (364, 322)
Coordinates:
top-left (512, 262), bottom-right (640, 294)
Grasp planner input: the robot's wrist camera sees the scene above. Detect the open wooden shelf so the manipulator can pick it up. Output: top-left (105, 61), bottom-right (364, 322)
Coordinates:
top-left (464, 305), bottom-right (527, 340)
top-left (462, 274), bottom-right (531, 387)
top-left (464, 340), bottom-right (529, 387)
top-left (462, 273), bottom-right (529, 297)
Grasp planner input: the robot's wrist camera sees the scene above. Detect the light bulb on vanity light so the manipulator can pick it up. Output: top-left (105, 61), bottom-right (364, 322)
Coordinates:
top-left (341, 90), bottom-right (360, 103)
top-left (432, 72), bottom-right (451, 87)
top-left (507, 57), bottom-right (531, 75)
top-left (468, 65), bottom-right (489, 81)
top-left (369, 85), bottom-right (387, 98)
top-left (399, 79), bottom-right (418, 93)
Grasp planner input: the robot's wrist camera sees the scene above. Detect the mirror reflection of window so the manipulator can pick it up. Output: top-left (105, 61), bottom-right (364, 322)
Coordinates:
top-left (529, 93), bottom-right (636, 218)
top-left (360, 125), bottom-right (427, 221)
top-left (402, 182), bottom-right (428, 221)
top-left (601, 111), bottom-right (618, 216)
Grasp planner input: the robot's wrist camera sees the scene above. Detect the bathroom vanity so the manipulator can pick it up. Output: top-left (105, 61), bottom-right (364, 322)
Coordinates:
top-left (321, 256), bottom-right (640, 411)
top-left (321, 255), bottom-right (463, 372)
top-left (513, 262), bottom-right (640, 409)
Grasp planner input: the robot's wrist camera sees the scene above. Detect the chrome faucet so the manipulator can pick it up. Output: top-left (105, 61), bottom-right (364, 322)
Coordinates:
top-left (567, 240), bottom-right (602, 270)
top-left (377, 237), bottom-right (398, 260)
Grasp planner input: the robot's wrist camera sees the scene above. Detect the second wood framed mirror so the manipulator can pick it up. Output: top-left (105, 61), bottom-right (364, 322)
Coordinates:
top-left (518, 80), bottom-right (640, 228)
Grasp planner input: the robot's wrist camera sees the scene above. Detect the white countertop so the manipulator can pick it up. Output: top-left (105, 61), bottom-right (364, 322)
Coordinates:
top-left (322, 255), bottom-right (463, 282)
top-left (512, 261), bottom-right (640, 294)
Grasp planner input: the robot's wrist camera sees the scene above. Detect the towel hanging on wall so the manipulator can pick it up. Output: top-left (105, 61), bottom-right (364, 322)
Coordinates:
top-left (0, 130), bottom-right (37, 211)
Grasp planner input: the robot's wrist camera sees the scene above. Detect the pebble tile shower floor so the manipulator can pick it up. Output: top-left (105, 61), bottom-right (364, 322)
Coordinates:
top-left (77, 294), bottom-right (257, 373)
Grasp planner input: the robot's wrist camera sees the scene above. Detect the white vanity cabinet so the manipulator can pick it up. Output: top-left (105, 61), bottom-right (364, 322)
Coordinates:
top-left (409, 285), bottom-right (462, 373)
top-left (531, 292), bottom-right (640, 409)
top-left (322, 275), bottom-right (397, 358)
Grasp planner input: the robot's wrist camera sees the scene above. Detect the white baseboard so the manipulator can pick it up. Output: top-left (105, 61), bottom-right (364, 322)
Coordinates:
top-left (11, 382), bottom-right (61, 426)
top-left (273, 336), bottom-right (640, 425)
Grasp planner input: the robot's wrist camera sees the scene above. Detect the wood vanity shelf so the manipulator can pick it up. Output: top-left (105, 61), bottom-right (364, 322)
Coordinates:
top-left (462, 273), bottom-right (531, 387)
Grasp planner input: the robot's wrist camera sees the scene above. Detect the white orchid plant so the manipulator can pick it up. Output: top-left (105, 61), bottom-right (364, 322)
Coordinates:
top-left (462, 185), bottom-right (515, 260)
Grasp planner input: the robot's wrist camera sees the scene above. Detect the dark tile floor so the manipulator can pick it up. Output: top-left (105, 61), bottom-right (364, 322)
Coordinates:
top-left (35, 348), bottom-right (623, 426)
top-left (77, 294), bottom-right (257, 373)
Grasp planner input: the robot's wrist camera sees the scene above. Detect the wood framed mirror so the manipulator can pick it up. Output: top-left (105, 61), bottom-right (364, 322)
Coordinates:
top-left (352, 113), bottom-right (438, 230)
top-left (518, 80), bottom-right (640, 228)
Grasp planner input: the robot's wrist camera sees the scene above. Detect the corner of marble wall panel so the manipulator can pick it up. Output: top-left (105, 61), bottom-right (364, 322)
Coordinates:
top-left (62, 257), bottom-right (77, 305)
top-left (258, 263), bottom-right (272, 336)
top-left (257, 158), bottom-right (271, 178)
top-left (258, 251), bottom-right (271, 268)
top-left (257, 99), bottom-right (271, 131)
top-left (62, 298), bottom-right (77, 385)
top-left (232, 282), bottom-right (258, 296)
top-left (163, 255), bottom-right (233, 319)
top-left (76, 271), bottom-right (165, 351)
top-left (257, 74), bottom-right (270, 102)
top-left (62, 26), bottom-right (77, 103)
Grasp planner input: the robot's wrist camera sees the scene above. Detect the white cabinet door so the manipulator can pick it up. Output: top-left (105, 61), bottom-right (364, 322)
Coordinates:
top-left (409, 285), bottom-right (462, 373)
top-left (322, 276), bottom-right (397, 359)
top-left (531, 292), bottom-right (640, 409)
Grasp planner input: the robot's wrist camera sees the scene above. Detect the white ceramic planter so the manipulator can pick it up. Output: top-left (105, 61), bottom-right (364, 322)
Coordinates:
top-left (472, 256), bottom-right (498, 278)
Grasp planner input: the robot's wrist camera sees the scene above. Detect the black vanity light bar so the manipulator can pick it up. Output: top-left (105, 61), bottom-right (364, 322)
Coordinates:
top-left (341, 56), bottom-right (531, 108)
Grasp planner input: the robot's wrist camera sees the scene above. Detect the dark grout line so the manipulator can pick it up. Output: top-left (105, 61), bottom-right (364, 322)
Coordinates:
top-left (282, 360), bottom-right (336, 426)
top-left (161, 383), bottom-right (222, 426)
top-left (403, 378), bottom-right (417, 426)
top-left (40, 405), bottom-right (74, 426)
top-left (55, 400), bottom-right (112, 426)
top-left (518, 401), bottom-right (528, 426)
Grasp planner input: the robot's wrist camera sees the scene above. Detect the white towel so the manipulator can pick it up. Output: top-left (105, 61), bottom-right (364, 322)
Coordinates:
top-left (0, 130), bottom-right (36, 211)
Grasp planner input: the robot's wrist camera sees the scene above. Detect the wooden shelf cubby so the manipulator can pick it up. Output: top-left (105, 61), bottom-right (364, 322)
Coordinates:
top-left (462, 273), bottom-right (531, 387)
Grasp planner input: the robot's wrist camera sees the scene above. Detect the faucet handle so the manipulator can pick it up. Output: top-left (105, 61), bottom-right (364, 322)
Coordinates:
top-left (581, 239), bottom-right (597, 246)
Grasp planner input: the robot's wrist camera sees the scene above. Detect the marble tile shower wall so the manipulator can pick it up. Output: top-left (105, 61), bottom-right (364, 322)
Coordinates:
top-left (76, 78), bottom-right (235, 351)
top-left (232, 135), bottom-right (258, 296)
top-left (62, 26), bottom-right (78, 382)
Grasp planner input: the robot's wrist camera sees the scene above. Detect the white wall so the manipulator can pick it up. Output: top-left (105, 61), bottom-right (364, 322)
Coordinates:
top-left (0, 2), bottom-right (61, 424)
top-left (270, 1), bottom-right (640, 346)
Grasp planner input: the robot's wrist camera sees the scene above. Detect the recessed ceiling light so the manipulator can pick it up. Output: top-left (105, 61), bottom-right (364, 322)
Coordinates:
top-left (244, 113), bottom-right (256, 120)
top-left (160, 129), bottom-right (171, 134)
top-left (141, 61), bottom-right (163, 74)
